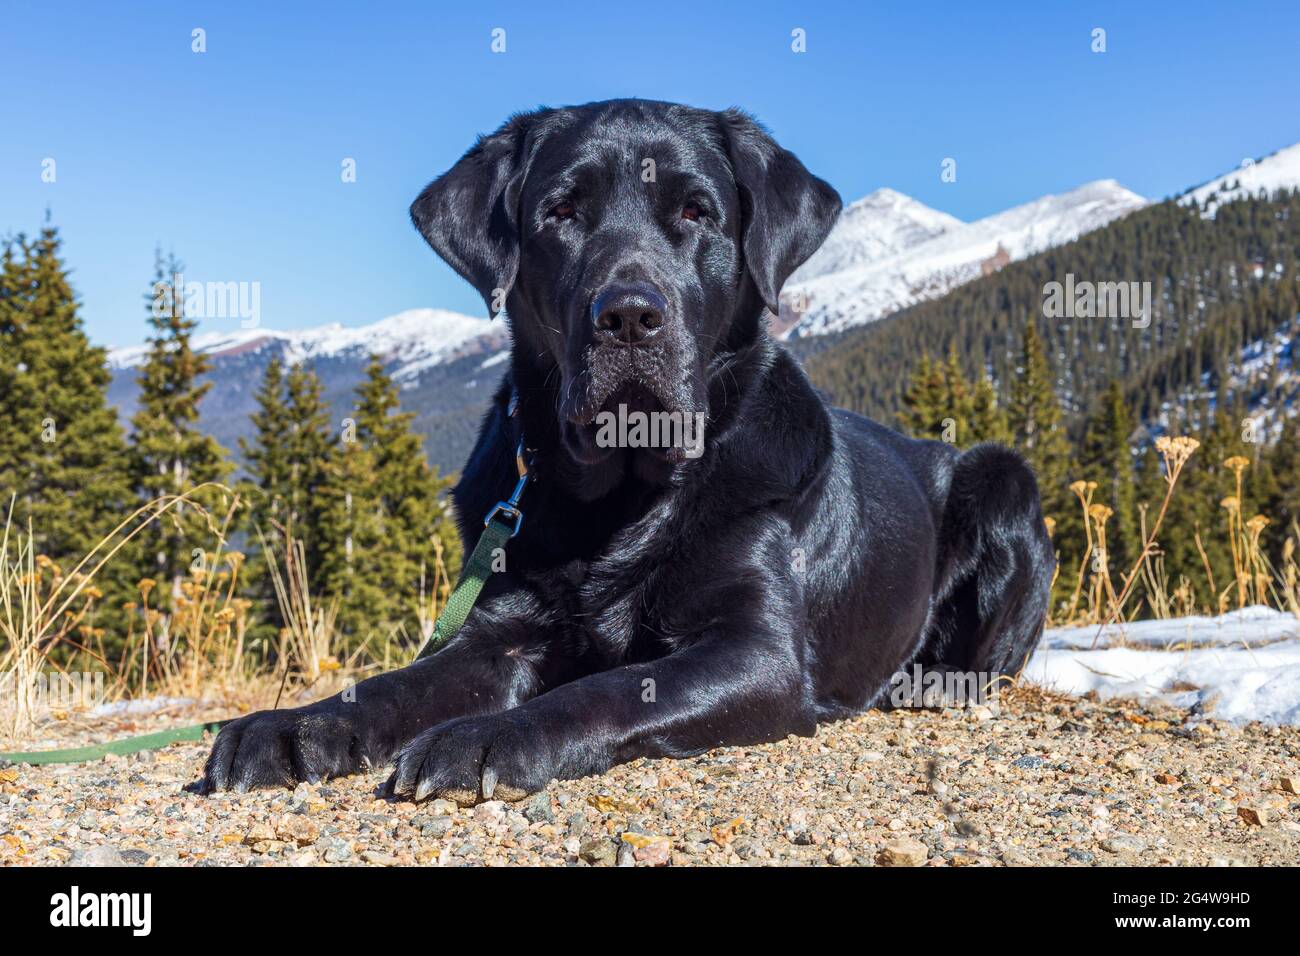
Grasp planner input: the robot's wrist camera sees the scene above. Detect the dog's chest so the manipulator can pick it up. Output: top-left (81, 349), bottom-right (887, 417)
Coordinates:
top-left (544, 545), bottom-right (683, 664)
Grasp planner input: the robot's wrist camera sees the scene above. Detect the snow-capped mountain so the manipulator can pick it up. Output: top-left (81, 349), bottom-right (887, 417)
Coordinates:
top-left (106, 308), bottom-right (508, 472)
top-left (108, 307), bottom-right (506, 383)
top-left (1178, 141), bottom-right (1300, 217)
top-left (788, 188), bottom-right (963, 285)
top-left (779, 179), bottom-right (1149, 337)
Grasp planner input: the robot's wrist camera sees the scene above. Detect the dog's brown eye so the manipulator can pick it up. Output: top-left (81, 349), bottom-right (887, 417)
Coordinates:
top-left (681, 201), bottom-right (703, 222)
top-left (549, 201), bottom-right (575, 221)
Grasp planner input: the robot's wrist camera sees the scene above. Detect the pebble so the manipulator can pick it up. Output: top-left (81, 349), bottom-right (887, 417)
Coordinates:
top-left (1111, 749), bottom-right (1144, 772)
top-left (1099, 834), bottom-right (1147, 854)
top-left (876, 838), bottom-right (928, 867)
top-left (579, 838), bottom-right (616, 866)
top-left (67, 845), bottom-right (126, 867)
top-left (1237, 806), bottom-right (1267, 827)
top-left (524, 792), bottom-right (554, 824)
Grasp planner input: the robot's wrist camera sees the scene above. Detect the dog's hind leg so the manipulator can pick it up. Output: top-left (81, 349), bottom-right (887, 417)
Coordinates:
top-left (916, 443), bottom-right (1056, 682)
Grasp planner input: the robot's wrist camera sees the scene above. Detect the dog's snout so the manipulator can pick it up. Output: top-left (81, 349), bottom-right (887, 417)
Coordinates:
top-left (592, 285), bottom-right (668, 346)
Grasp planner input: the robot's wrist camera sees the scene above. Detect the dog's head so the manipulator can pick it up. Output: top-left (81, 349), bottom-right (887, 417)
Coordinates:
top-left (411, 99), bottom-right (840, 473)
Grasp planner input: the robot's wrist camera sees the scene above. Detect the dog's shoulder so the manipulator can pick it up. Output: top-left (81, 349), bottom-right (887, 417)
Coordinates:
top-left (714, 343), bottom-right (834, 503)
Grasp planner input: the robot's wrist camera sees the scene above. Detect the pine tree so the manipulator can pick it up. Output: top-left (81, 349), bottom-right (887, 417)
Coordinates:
top-left (237, 357), bottom-right (293, 633)
top-left (317, 437), bottom-right (388, 647)
top-left (1081, 380), bottom-right (1139, 571)
top-left (938, 347), bottom-right (973, 443)
top-left (316, 358), bottom-right (460, 650)
top-left (1008, 322), bottom-right (1070, 518)
top-left (1265, 417), bottom-right (1300, 549)
top-left (0, 228), bottom-right (138, 642)
top-left (359, 358), bottom-right (459, 636)
top-left (129, 250), bottom-right (232, 615)
top-left (282, 361), bottom-right (333, 581)
top-left (900, 354), bottom-right (948, 440)
top-left (969, 369), bottom-right (1010, 445)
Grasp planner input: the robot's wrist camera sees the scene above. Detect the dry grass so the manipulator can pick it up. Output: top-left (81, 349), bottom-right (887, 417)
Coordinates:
top-left (1045, 436), bottom-right (1300, 642)
top-left (0, 490), bottom-right (452, 745)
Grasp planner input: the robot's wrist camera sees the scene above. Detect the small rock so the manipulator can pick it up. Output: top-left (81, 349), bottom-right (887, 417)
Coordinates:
top-left (1279, 777), bottom-right (1297, 795)
top-left (624, 837), bottom-right (670, 868)
top-left (827, 846), bottom-right (853, 866)
top-left (75, 810), bottom-right (100, 829)
top-left (1111, 749), bottom-right (1144, 772)
top-left (876, 837), bottom-right (928, 867)
top-left (523, 792), bottom-right (554, 824)
top-left (1066, 848), bottom-right (1095, 863)
top-left (68, 845), bottom-right (125, 867)
top-left (418, 815), bottom-right (452, 839)
top-left (579, 838), bottom-right (617, 866)
top-left (317, 837), bottom-right (352, 863)
top-left (473, 800), bottom-right (507, 825)
top-left (1012, 755), bottom-right (1045, 770)
top-left (275, 815), bottom-right (320, 846)
top-left (1099, 834), bottom-right (1146, 854)
top-left (616, 843), bottom-right (636, 867)
top-left (243, 822), bottom-right (276, 846)
top-left (1237, 806), bottom-right (1267, 827)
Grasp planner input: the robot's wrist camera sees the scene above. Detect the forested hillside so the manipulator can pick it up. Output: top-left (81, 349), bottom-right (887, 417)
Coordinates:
top-left (806, 189), bottom-right (1300, 437)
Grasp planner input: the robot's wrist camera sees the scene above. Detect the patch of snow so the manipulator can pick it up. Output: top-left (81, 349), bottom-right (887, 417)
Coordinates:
top-left (1025, 606), bottom-right (1300, 725)
top-left (88, 696), bottom-right (196, 717)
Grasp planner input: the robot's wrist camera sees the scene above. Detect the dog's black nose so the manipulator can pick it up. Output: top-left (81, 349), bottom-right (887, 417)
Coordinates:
top-left (592, 285), bottom-right (667, 346)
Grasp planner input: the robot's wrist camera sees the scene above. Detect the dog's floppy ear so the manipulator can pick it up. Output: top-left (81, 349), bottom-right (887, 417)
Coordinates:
top-left (410, 112), bottom-right (541, 317)
top-left (718, 109), bottom-right (842, 314)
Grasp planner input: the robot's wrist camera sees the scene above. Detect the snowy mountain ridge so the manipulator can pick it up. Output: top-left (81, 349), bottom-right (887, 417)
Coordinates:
top-left (1178, 141), bottom-right (1300, 217)
top-left (108, 307), bottom-right (505, 383)
top-left (779, 179), bottom-right (1149, 337)
top-left (781, 140), bottom-right (1300, 337)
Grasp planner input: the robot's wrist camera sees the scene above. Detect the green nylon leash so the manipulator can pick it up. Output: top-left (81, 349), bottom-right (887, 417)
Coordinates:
top-left (0, 435), bottom-right (532, 767)
top-left (0, 720), bottom-right (230, 767)
top-left (414, 436), bottom-right (533, 659)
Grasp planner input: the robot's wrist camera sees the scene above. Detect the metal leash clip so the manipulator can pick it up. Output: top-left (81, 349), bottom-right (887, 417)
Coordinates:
top-left (483, 439), bottom-right (532, 537)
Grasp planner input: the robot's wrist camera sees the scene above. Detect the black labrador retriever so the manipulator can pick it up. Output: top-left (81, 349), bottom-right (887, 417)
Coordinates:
top-left (199, 99), bottom-right (1054, 804)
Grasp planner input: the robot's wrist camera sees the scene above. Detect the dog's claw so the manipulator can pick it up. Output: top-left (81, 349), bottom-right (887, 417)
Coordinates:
top-left (385, 715), bottom-right (550, 806)
top-left (414, 775), bottom-right (436, 803)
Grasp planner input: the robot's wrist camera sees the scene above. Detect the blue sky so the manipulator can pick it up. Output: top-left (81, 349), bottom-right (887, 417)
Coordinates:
top-left (2, 1), bottom-right (1298, 347)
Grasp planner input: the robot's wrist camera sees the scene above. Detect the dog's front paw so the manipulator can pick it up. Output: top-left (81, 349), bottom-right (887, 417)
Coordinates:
top-left (385, 714), bottom-right (553, 806)
top-left (196, 707), bottom-right (365, 794)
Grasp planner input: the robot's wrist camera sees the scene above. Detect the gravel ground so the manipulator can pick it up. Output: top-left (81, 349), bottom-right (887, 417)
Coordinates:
top-left (1, 690), bottom-right (1298, 867)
